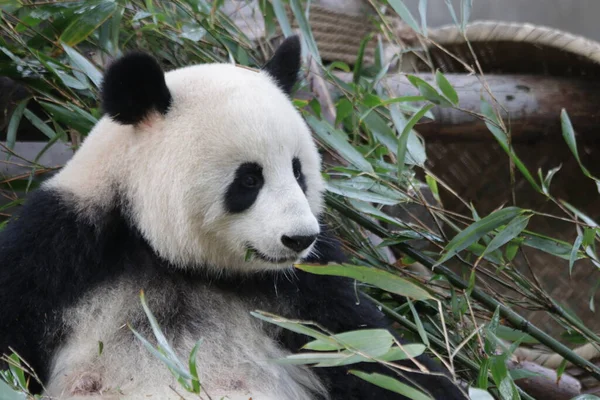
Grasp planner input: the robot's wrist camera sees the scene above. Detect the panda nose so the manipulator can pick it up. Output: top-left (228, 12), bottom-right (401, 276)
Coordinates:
top-left (281, 234), bottom-right (317, 252)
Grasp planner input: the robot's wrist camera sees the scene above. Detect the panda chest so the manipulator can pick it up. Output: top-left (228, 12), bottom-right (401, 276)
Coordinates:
top-left (47, 278), bottom-right (323, 400)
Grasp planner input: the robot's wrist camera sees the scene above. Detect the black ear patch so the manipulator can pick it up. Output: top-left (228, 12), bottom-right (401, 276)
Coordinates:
top-left (101, 52), bottom-right (172, 125)
top-left (262, 35), bottom-right (302, 95)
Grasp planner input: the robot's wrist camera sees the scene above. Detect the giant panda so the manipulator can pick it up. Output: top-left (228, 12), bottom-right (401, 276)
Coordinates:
top-left (0, 36), bottom-right (466, 400)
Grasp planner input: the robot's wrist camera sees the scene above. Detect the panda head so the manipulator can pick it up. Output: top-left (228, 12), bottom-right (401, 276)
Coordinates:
top-left (52, 37), bottom-right (326, 274)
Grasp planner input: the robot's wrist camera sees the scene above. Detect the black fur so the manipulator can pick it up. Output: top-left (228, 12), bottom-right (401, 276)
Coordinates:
top-left (263, 36), bottom-right (302, 95)
top-left (293, 157), bottom-right (307, 193)
top-left (101, 52), bottom-right (172, 125)
top-left (224, 162), bottom-right (264, 213)
top-left (0, 189), bottom-right (466, 399)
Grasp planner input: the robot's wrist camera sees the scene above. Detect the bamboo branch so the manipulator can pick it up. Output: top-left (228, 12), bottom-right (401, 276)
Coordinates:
top-left (326, 193), bottom-right (600, 381)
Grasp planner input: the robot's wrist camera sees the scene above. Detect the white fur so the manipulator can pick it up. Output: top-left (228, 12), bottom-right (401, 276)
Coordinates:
top-left (44, 278), bottom-right (326, 400)
top-left (46, 63), bottom-right (325, 273)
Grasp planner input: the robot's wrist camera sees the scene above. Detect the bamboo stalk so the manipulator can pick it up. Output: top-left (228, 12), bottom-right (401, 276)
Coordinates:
top-left (364, 293), bottom-right (538, 400)
top-left (326, 193), bottom-right (600, 381)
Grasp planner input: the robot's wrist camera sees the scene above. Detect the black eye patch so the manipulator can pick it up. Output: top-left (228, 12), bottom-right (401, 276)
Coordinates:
top-left (293, 157), bottom-right (307, 194)
top-left (224, 162), bottom-right (264, 213)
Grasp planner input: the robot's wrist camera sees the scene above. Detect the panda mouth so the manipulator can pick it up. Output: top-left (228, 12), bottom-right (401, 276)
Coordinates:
top-left (246, 246), bottom-right (298, 264)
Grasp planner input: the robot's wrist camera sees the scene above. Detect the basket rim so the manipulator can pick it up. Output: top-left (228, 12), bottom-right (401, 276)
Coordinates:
top-left (428, 20), bottom-right (600, 64)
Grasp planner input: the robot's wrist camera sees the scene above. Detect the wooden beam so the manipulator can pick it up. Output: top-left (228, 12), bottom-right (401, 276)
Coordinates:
top-left (333, 72), bottom-right (600, 142)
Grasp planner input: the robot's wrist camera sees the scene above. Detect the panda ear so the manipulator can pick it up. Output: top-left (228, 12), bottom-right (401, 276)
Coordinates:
top-left (262, 35), bottom-right (302, 96)
top-left (101, 52), bottom-right (172, 125)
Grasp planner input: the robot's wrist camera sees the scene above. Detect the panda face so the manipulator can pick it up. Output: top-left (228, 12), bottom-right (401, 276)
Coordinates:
top-left (49, 37), bottom-right (325, 273)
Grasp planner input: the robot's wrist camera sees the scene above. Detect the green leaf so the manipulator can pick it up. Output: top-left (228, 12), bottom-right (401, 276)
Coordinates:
top-left (271, 0), bottom-right (293, 37)
top-left (495, 325), bottom-right (538, 344)
top-left (303, 329), bottom-right (394, 356)
top-left (481, 214), bottom-right (531, 257)
top-left (138, 291), bottom-right (188, 373)
top-left (336, 98), bottom-right (353, 126)
top-left (0, 379), bottom-right (26, 400)
top-left (306, 115), bottom-right (373, 172)
top-left (289, 0), bottom-right (321, 64)
top-left (425, 174), bottom-right (440, 203)
top-left (387, 0), bottom-right (422, 35)
top-left (406, 75), bottom-right (451, 106)
top-left (569, 234), bottom-right (583, 276)
top-left (5, 98), bottom-right (29, 151)
top-left (23, 109), bottom-right (56, 139)
top-left (295, 263), bottom-right (433, 301)
top-left (188, 339), bottom-right (203, 393)
top-left (461, 0), bottom-right (472, 31)
top-left (556, 358), bottom-right (568, 382)
top-left (509, 369), bottom-right (543, 381)
top-left (407, 299), bottom-right (430, 347)
top-left (62, 43), bottom-right (103, 88)
top-left (353, 33), bottom-right (374, 84)
top-left (476, 358), bottom-right (491, 389)
top-left (437, 207), bottom-right (524, 265)
top-left (251, 311), bottom-right (335, 344)
top-left (469, 387), bottom-right (494, 400)
top-left (392, 103), bottom-right (433, 176)
top-left (129, 324), bottom-right (193, 381)
top-left (39, 101), bottom-right (97, 134)
top-left (435, 70), bottom-right (458, 105)
top-left (350, 371), bottom-right (433, 400)
top-left (60, 1), bottom-right (118, 46)
top-left (522, 232), bottom-right (579, 260)
top-left (418, 0), bottom-right (428, 37)
top-left (485, 307), bottom-right (501, 354)
top-left (327, 183), bottom-right (404, 206)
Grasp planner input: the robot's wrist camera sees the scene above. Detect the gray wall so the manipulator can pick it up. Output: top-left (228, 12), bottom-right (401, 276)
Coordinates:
top-left (406, 0), bottom-right (600, 41)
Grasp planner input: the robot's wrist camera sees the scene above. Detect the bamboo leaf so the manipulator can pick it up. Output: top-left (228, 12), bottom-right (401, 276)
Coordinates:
top-left (306, 115), bottom-right (373, 172)
top-left (407, 299), bottom-right (430, 347)
top-left (353, 33), bottom-right (374, 84)
top-left (296, 263), bottom-right (433, 301)
top-left (418, 0), bottom-right (428, 37)
top-left (251, 311), bottom-right (335, 344)
top-left (289, 0), bottom-right (321, 64)
top-left (481, 214), bottom-right (531, 257)
top-left (350, 371), bottom-right (433, 400)
top-left (437, 207), bottom-right (524, 265)
top-left (23, 109), bottom-right (56, 139)
top-left (60, 1), bottom-right (118, 46)
top-left (0, 379), bottom-right (26, 400)
top-left (62, 43), bottom-right (103, 88)
top-left (5, 99), bottom-right (29, 151)
top-left (271, 0), bottom-right (293, 37)
top-left (469, 388), bottom-right (494, 400)
top-left (435, 70), bottom-right (458, 105)
top-left (461, 0), bottom-right (472, 31)
top-left (392, 103), bottom-right (434, 175)
top-left (570, 235), bottom-right (583, 276)
top-left (303, 329), bottom-right (394, 357)
top-left (387, 0), bottom-right (422, 35)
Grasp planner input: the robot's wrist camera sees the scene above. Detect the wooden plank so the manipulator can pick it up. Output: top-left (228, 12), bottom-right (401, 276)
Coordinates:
top-left (333, 72), bottom-right (600, 142)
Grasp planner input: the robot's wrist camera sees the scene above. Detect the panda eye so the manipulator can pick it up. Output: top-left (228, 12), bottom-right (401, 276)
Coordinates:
top-left (292, 158), bottom-right (302, 181)
top-left (242, 174), bottom-right (260, 188)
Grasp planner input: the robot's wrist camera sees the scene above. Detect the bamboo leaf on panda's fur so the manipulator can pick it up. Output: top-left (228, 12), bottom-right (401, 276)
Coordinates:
top-left (303, 329), bottom-right (394, 355)
top-left (295, 264), bottom-right (433, 301)
top-left (250, 311), bottom-right (337, 344)
top-left (349, 371), bottom-right (433, 400)
top-left (136, 290), bottom-right (189, 374)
